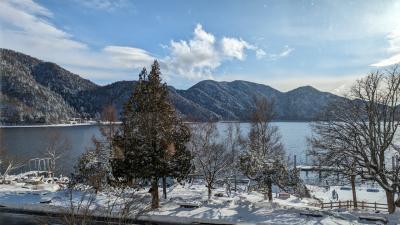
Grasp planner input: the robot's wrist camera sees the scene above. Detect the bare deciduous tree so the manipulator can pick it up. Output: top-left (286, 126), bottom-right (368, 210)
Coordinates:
top-left (309, 132), bottom-right (360, 207)
top-left (0, 130), bottom-right (26, 181)
top-left (189, 122), bottom-right (232, 200)
top-left (240, 97), bottom-right (286, 201)
top-left (309, 66), bottom-right (400, 213)
top-left (100, 104), bottom-right (119, 143)
top-left (42, 131), bottom-right (71, 176)
top-left (224, 122), bottom-right (244, 193)
top-left (0, 147), bottom-right (25, 182)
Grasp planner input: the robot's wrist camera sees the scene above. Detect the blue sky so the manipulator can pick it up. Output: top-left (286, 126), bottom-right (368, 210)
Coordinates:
top-left (1, 0), bottom-right (399, 93)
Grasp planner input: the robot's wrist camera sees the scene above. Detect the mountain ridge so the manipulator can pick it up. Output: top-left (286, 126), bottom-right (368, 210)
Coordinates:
top-left (0, 48), bottom-right (343, 124)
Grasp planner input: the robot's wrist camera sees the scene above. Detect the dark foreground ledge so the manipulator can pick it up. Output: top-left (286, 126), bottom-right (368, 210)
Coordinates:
top-left (0, 203), bottom-right (234, 225)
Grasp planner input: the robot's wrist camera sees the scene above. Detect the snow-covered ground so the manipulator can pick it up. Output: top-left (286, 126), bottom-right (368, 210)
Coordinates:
top-left (308, 184), bottom-right (388, 204)
top-left (0, 182), bottom-right (399, 224)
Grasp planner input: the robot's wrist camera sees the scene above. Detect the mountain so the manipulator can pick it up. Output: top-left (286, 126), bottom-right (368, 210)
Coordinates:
top-left (0, 49), bottom-right (343, 124)
top-left (1, 49), bottom-right (79, 123)
top-left (177, 80), bottom-right (342, 121)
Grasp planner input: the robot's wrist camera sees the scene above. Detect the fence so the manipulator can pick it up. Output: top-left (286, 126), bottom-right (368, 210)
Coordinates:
top-left (320, 201), bottom-right (388, 211)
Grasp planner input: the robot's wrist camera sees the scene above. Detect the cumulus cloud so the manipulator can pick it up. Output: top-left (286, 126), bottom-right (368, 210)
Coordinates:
top-left (163, 24), bottom-right (221, 79)
top-left (163, 24), bottom-right (287, 79)
top-left (371, 28), bottom-right (400, 67)
top-left (221, 37), bottom-right (253, 60)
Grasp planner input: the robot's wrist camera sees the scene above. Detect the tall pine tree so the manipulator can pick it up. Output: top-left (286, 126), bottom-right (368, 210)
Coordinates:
top-left (111, 61), bottom-right (191, 209)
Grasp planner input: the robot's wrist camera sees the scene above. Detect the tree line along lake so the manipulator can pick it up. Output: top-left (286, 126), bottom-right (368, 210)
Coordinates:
top-left (0, 122), bottom-right (312, 174)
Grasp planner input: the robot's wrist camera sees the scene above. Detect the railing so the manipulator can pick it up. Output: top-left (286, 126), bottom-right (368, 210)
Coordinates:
top-left (320, 201), bottom-right (388, 211)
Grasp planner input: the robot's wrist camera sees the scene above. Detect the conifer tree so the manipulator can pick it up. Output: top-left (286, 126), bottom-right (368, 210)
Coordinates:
top-left (111, 61), bottom-right (191, 209)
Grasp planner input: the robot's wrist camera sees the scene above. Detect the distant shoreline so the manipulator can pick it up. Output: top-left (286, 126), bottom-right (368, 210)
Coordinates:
top-left (0, 120), bottom-right (317, 128)
top-left (0, 121), bottom-right (122, 128)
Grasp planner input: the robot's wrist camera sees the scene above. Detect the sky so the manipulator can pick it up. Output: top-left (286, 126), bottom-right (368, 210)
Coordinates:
top-left (1, 0), bottom-right (400, 93)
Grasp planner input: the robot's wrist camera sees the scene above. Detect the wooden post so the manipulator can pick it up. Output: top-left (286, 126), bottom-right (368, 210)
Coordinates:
top-left (330, 201), bottom-right (333, 209)
top-left (339, 201), bottom-right (341, 208)
top-left (374, 202), bottom-right (377, 211)
top-left (362, 201), bottom-right (364, 209)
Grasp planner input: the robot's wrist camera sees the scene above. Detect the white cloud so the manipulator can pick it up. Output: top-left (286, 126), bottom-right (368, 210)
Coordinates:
top-left (163, 24), bottom-right (289, 80)
top-left (163, 24), bottom-right (220, 79)
top-left (0, 0), bottom-right (78, 44)
top-left (255, 49), bottom-right (267, 59)
top-left (263, 46), bottom-right (294, 61)
top-left (0, 1), bottom-right (292, 84)
top-left (103, 46), bottom-right (154, 69)
top-left (11, 0), bottom-right (53, 17)
top-left (371, 54), bottom-right (400, 67)
top-left (371, 28), bottom-right (400, 67)
top-left (221, 37), bottom-right (252, 60)
top-left (0, 0), bottom-right (152, 82)
top-left (76, 0), bottom-right (131, 12)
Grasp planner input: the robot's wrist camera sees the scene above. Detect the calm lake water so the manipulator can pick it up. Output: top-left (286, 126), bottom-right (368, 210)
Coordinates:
top-left (0, 122), bottom-right (312, 174)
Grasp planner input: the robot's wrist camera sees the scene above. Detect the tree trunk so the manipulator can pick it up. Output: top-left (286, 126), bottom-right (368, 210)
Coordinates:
top-left (234, 174), bottom-right (237, 192)
top-left (151, 178), bottom-right (159, 209)
top-left (395, 194), bottom-right (400, 208)
top-left (350, 175), bottom-right (357, 208)
top-left (162, 176), bottom-right (167, 199)
top-left (267, 181), bottom-right (273, 202)
top-left (208, 185), bottom-right (212, 201)
top-left (385, 189), bottom-right (395, 214)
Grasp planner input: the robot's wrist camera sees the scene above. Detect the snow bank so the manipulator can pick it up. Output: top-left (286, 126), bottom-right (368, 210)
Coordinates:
top-left (0, 182), bottom-right (397, 224)
top-left (308, 185), bottom-right (387, 204)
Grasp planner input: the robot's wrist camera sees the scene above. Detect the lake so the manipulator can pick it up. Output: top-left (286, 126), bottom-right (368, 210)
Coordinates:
top-left (0, 122), bottom-right (312, 174)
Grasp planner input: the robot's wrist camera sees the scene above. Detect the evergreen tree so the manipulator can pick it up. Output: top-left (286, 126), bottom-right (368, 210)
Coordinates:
top-left (111, 61), bottom-right (191, 209)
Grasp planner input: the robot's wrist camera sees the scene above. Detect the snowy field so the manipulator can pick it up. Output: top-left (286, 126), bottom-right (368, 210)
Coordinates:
top-left (1, 181), bottom-right (400, 224)
top-left (308, 184), bottom-right (388, 204)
